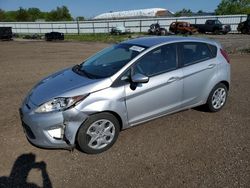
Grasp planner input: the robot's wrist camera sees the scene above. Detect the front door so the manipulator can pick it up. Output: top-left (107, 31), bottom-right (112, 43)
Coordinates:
top-left (124, 43), bottom-right (183, 125)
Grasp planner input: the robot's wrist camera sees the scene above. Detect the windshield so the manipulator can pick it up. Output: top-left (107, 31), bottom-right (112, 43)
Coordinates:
top-left (79, 43), bottom-right (146, 78)
top-left (215, 20), bottom-right (222, 25)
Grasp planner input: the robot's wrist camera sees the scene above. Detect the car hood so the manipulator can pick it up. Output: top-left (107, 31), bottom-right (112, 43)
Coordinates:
top-left (29, 67), bottom-right (112, 106)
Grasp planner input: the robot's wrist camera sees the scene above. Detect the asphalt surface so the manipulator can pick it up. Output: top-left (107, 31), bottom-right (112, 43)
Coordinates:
top-left (0, 37), bottom-right (249, 188)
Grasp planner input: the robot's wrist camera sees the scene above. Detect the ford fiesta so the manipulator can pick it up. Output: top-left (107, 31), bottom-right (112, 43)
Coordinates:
top-left (19, 36), bottom-right (230, 154)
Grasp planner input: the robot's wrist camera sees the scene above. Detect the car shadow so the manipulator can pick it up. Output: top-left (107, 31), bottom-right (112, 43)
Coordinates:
top-left (193, 105), bottom-right (210, 112)
top-left (0, 153), bottom-right (52, 188)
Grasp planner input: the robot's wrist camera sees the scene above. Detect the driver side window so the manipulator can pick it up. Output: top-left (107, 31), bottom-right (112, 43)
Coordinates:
top-left (133, 44), bottom-right (177, 77)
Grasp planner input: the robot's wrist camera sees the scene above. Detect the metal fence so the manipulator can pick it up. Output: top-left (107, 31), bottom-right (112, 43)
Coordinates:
top-left (0, 14), bottom-right (247, 34)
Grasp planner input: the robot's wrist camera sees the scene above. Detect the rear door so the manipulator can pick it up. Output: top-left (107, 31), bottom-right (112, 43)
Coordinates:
top-left (178, 42), bottom-right (217, 107)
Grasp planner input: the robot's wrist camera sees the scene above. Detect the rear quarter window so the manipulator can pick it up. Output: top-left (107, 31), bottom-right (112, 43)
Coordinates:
top-left (178, 42), bottom-right (213, 66)
top-left (208, 44), bottom-right (218, 58)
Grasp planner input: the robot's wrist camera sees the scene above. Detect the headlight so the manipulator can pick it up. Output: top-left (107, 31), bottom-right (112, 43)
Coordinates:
top-left (35, 95), bottom-right (88, 113)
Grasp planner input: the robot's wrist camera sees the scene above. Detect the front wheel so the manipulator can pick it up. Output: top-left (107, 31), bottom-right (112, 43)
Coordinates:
top-left (205, 83), bottom-right (228, 112)
top-left (77, 113), bottom-right (120, 154)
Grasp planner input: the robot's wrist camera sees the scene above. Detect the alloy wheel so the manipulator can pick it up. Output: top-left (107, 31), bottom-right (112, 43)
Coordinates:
top-left (86, 119), bottom-right (115, 150)
top-left (212, 88), bottom-right (226, 109)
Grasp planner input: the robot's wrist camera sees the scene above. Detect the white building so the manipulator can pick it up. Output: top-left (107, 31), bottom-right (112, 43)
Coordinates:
top-left (94, 8), bottom-right (173, 20)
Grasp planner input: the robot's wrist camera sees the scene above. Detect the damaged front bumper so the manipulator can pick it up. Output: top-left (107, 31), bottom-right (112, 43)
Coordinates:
top-left (19, 99), bottom-right (88, 149)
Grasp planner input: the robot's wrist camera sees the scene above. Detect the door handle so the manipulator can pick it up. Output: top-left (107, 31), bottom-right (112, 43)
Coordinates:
top-left (167, 77), bottom-right (179, 83)
top-left (208, 64), bottom-right (216, 69)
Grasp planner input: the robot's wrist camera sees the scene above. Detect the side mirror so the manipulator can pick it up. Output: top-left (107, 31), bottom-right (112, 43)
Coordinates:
top-left (131, 73), bottom-right (149, 83)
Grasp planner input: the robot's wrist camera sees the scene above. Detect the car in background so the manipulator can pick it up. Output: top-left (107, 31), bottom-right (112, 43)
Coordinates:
top-left (19, 36), bottom-right (230, 154)
top-left (0, 27), bottom-right (12, 40)
top-left (45, 32), bottom-right (64, 41)
top-left (148, 23), bottom-right (167, 36)
top-left (169, 21), bottom-right (197, 35)
top-left (192, 20), bottom-right (231, 34)
top-left (110, 26), bottom-right (130, 35)
top-left (237, 14), bottom-right (250, 34)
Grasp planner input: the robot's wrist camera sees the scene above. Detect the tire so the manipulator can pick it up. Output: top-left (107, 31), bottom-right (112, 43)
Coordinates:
top-left (77, 112), bottom-right (120, 154)
top-left (205, 83), bottom-right (228, 112)
top-left (213, 29), bottom-right (220, 35)
top-left (241, 28), bottom-right (247, 34)
top-left (160, 29), bottom-right (167, 36)
top-left (198, 29), bottom-right (205, 34)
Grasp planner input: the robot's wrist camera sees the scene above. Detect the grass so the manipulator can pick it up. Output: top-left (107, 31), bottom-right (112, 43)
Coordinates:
top-left (64, 33), bottom-right (138, 43)
top-left (239, 48), bottom-right (250, 54)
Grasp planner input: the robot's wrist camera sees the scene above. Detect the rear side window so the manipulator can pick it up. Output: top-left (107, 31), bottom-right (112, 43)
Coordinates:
top-left (178, 42), bottom-right (212, 66)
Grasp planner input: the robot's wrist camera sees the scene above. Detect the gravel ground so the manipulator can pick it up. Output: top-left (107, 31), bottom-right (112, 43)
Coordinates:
top-left (0, 37), bottom-right (249, 188)
top-left (204, 34), bottom-right (250, 53)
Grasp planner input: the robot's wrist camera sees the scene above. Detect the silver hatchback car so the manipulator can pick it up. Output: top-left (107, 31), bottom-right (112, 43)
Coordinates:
top-left (20, 36), bottom-right (230, 154)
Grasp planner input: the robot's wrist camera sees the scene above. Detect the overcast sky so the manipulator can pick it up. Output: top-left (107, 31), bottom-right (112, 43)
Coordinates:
top-left (0, 0), bottom-right (221, 18)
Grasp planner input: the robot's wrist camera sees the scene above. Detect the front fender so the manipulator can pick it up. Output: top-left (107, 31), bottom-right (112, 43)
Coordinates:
top-left (75, 86), bottom-right (128, 129)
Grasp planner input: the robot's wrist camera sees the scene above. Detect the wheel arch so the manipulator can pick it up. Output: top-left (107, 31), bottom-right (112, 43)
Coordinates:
top-left (102, 111), bottom-right (123, 131)
top-left (74, 110), bottom-right (123, 151)
top-left (205, 80), bottom-right (230, 103)
top-left (213, 26), bottom-right (220, 31)
top-left (220, 80), bottom-right (230, 91)
top-left (78, 111), bottom-right (123, 132)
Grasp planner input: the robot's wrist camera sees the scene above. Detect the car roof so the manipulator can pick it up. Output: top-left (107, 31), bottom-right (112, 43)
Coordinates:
top-left (122, 36), bottom-right (218, 48)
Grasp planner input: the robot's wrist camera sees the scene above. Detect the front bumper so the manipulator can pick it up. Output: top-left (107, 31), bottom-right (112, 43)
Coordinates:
top-left (19, 100), bottom-right (88, 149)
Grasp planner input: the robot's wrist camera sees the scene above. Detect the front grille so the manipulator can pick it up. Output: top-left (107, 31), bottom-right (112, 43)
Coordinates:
top-left (22, 121), bottom-right (36, 139)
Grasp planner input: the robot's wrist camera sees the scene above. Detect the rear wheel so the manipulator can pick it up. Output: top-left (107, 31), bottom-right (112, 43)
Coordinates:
top-left (205, 83), bottom-right (228, 112)
top-left (241, 28), bottom-right (247, 34)
top-left (77, 113), bottom-right (120, 154)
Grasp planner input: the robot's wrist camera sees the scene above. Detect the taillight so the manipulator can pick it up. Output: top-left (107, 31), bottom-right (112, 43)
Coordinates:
top-left (220, 49), bottom-right (230, 64)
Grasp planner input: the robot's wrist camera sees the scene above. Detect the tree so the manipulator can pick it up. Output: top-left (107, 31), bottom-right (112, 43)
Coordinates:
top-left (27, 8), bottom-right (44, 21)
top-left (47, 6), bottom-right (73, 21)
top-left (4, 11), bottom-right (16, 21)
top-left (215, 0), bottom-right (250, 15)
top-left (0, 6), bottom-right (73, 22)
top-left (16, 7), bottom-right (30, 21)
top-left (174, 9), bottom-right (193, 17)
top-left (0, 9), bottom-right (5, 21)
top-left (197, 10), bottom-right (204, 14)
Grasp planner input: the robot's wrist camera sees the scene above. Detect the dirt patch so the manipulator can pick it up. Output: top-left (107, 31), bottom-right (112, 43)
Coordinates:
top-left (0, 40), bottom-right (249, 188)
top-left (204, 34), bottom-right (250, 53)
